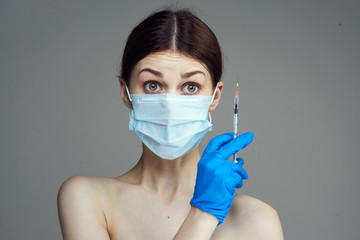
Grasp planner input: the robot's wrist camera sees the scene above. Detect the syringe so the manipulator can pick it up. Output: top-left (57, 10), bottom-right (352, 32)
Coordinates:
top-left (233, 82), bottom-right (239, 163)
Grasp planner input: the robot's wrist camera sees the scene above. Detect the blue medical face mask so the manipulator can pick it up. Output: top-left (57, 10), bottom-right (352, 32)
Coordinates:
top-left (125, 85), bottom-right (218, 160)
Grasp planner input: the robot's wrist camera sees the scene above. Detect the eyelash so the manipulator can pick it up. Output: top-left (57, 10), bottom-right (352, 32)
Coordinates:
top-left (143, 81), bottom-right (200, 94)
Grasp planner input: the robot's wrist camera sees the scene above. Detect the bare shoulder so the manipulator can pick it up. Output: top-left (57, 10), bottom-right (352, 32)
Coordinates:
top-left (57, 175), bottom-right (117, 240)
top-left (231, 193), bottom-right (281, 222)
top-left (58, 175), bottom-right (111, 202)
top-left (57, 174), bottom-right (124, 214)
top-left (216, 193), bottom-right (284, 240)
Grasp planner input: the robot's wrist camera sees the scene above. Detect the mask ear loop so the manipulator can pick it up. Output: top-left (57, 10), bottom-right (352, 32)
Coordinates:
top-left (208, 83), bottom-right (218, 124)
top-left (210, 83), bottom-right (218, 103)
top-left (125, 84), bottom-right (132, 102)
top-left (124, 84), bottom-right (133, 120)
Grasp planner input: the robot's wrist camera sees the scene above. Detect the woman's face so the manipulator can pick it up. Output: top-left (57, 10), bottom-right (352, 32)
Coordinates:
top-left (127, 50), bottom-right (215, 96)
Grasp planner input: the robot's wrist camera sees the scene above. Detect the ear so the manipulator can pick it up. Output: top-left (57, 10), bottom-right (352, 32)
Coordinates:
top-left (118, 77), bottom-right (133, 109)
top-left (209, 81), bottom-right (224, 112)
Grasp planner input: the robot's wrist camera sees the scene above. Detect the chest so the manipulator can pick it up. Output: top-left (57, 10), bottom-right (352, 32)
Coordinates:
top-left (106, 206), bottom-right (233, 240)
top-left (103, 186), bottom-right (234, 240)
top-left (105, 191), bottom-right (189, 239)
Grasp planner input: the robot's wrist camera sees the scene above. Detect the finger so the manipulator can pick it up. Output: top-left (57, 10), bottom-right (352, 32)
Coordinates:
top-left (229, 171), bottom-right (244, 189)
top-left (236, 178), bottom-right (244, 188)
top-left (203, 132), bottom-right (234, 154)
top-left (236, 157), bottom-right (244, 167)
top-left (230, 162), bottom-right (248, 180)
top-left (218, 132), bottom-right (254, 160)
top-left (238, 167), bottom-right (248, 180)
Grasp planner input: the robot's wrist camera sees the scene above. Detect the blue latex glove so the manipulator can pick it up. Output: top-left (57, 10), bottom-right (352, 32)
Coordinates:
top-left (190, 132), bottom-right (254, 225)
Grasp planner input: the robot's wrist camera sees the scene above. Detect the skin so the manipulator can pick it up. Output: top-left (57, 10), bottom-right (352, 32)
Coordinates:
top-left (57, 50), bottom-right (284, 239)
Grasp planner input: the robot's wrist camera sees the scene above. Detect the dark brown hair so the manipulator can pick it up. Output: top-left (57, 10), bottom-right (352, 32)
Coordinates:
top-left (120, 9), bottom-right (222, 89)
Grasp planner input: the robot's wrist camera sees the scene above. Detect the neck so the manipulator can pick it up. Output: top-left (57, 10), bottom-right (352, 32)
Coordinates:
top-left (134, 144), bottom-right (200, 202)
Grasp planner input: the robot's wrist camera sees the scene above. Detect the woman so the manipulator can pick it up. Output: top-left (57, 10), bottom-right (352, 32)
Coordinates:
top-left (58, 9), bottom-right (284, 239)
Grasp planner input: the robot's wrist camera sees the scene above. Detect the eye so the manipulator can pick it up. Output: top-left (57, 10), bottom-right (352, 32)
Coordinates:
top-left (183, 83), bottom-right (199, 94)
top-left (144, 81), bottom-right (161, 93)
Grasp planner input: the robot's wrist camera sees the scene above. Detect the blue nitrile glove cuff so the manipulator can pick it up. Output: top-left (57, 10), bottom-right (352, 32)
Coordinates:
top-left (190, 185), bottom-right (235, 225)
top-left (190, 132), bottom-right (254, 225)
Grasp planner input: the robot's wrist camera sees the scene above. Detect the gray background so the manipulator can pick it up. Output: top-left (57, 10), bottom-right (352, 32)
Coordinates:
top-left (1, 0), bottom-right (359, 239)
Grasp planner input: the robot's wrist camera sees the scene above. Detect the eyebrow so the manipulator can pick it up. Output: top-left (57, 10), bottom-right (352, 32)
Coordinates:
top-left (182, 70), bottom-right (205, 79)
top-left (138, 68), bottom-right (163, 78)
top-left (138, 68), bottom-right (205, 79)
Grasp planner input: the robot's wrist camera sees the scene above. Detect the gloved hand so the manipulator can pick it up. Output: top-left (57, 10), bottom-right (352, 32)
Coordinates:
top-left (190, 132), bottom-right (254, 225)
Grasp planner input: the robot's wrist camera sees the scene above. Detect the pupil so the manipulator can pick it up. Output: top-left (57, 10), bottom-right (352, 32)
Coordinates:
top-left (188, 85), bottom-right (195, 92)
top-left (150, 83), bottom-right (156, 90)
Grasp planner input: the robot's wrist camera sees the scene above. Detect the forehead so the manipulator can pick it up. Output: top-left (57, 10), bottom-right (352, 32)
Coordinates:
top-left (133, 51), bottom-right (210, 74)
